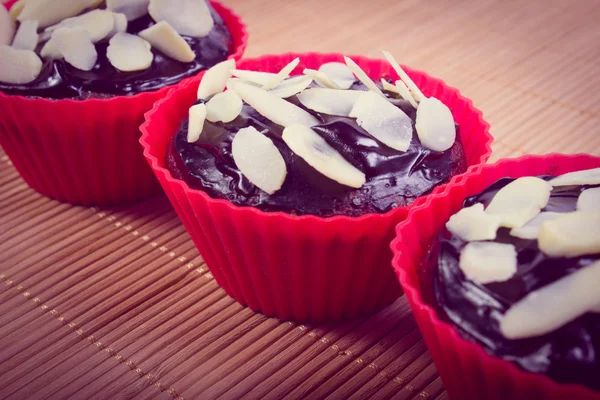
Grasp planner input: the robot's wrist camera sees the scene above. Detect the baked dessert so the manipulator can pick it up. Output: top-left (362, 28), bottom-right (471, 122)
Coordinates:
top-left (430, 168), bottom-right (600, 389)
top-left (165, 52), bottom-right (466, 217)
top-left (0, 0), bottom-right (232, 99)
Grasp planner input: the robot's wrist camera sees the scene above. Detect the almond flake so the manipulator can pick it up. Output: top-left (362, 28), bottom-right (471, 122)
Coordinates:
top-left (107, 0), bottom-right (150, 21)
top-left (139, 21), bottom-right (195, 63)
top-left (538, 212), bottom-right (600, 258)
top-left (549, 168), bottom-right (600, 187)
top-left (349, 90), bottom-right (413, 152)
top-left (485, 177), bottom-right (552, 228)
top-left (205, 90), bottom-right (243, 123)
top-left (297, 88), bottom-right (363, 117)
top-left (282, 124), bottom-right (366, 188)
top-left (110, 13), bottom-right (128, 37)
top-left (459, 242), bottom-right (518, 285)
top-left (262, 57), bottom-right (300, 90)
top-left (303, 68), bottom-right (341, 89)
top-left (230, 69), bottom-right (276, 86)
top-left (230, 81), bottom-right (320, 128)
top-left (197, 59), bottom-right (235, 100)
top-left (343, 56), bottom-right (383, 96)
top-left (500, 260), bottom-right (600, 340)
top-left (9, 0), bottom-right (26, 21)
top-left (187, 103), bottom-right (207, 143)
top-left (380, 79), bottom-right (418, 108)
top-left (416, 97), bottom-right (456, 152)
top-left (107, 32), bottom-right (152, 72)
top-left (577, 187), bottom-right (600, 212)
top-left (318, 62), bottom-right (355, 90)
top-left (268, 75), bottom-right (313, 98)
top-left (54, 28), bottom-right (97, 71)
top-left (40, 34), bottom-right (62, 59)
top-left (382, 50), bottom-right (425, 102)
top-left (149, 0), bottom-right (214, 38)
top-left (46, 10), bottom-right (116, 43)
top-left (232, 126), bottom-right (287, 195)
top-left (446, 203), bottom-right (502, 242)
top-left (0, 5), bottom-right (15, 46)
top-left (509, 212), bottom-right (563, 240)
top-left (11, 19), bottom-right (38, 51)
top-left (18, 0), bottom-right (102, 29)
top-left (0, 45), bottom-right (42, 84)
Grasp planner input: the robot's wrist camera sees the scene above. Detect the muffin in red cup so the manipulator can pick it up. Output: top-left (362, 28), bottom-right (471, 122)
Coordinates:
top-left (391, 154), bottom-right (600, 400)
top-left (0, 0), bottom-right (247, 205)
top-left (140, 52), bottom-right (493, 322)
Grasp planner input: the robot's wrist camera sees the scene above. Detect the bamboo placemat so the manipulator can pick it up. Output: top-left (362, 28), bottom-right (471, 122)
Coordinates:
top-left (1, 0), bottom-right (600, 398)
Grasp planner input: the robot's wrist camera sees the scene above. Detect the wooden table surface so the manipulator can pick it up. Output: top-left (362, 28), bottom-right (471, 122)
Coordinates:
top-left (1, 0), bottom-right (600, 399)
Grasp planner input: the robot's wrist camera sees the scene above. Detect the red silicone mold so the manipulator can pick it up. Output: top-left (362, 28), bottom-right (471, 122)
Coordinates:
top-left (391, 154), bottom-right (600, 400)
top-left (140, 52), bottom-right (493, 322)
top-left (0, 1), bottom-right (247, 205)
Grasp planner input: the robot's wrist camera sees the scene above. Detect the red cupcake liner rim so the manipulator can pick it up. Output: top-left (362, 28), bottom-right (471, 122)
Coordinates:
top-left (391, 153), bottom-right (600, 395)
top-left (140, 52), bottom-right (494, 223)
top-left (0, 0), bottom-right (248, 105)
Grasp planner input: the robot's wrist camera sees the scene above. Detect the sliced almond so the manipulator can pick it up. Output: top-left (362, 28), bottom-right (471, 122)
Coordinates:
top-left (18, 0), bottom-right (101, 29)
top-left (0, 45), bottom-right (42, 84)
top-left (230, 69), bottom-right (276, 86)
top-left (11, 19), bottom-right (38, 51)
top-left (262, 57), bottom-right (300, 90)
top-left (0, 5), bottom-right (15, 46)
top-left (297, 88), bottom-right (363, 117)
top-left (110, 13), bottom-right (128, 37)
top-left (139, 21), bottom-right (195, 63)
top-left (231, 81), bottom-right (320, 128)
top-left (349, 90), bottom-right (413, 152)
top-left (303, 68), bottom-right (341, 89)
top-left (197, 59), bottom-right (235, 100)
top-left (380, 79), bottom-right (418, 108)
top-left (549, 168), bottom-right (600, 187)
top-left (282, 124), bottom-right (366, 188)
top-left (40, 34), bottom-right (62, 59)
top-left (509, 212), bottom-right (563, 240)
top-left (46, 10), bottom-right (116, 43)
top-left (107, 32), bottom-right (152, 72)
top-left (416, 97), bottom-right (456, 152)
top-left (500, 260), bottom-right (600, 340)
top-left (106, 0), bottom-right (150, 21)
top-left (268, 75), bottom-right (313, 98)
top-left (446, 203), bottom-right (501, 242)
top-left (318, 62), bottom-right (355, 90)
top-left (53, 28), bottom-right (97, 71)
top-left (459, 242), bottom-right (518, 285)
top-left (343, 56), bottom-right (383, 96)
top-left (8, 0), bottom-right (26, 21)
top-left (149, 0), bottom-right (214, 38)
top-left (205, 90), bottom-right (243, 123)
top-left (577, 187), bottom-right (600, 212)
top-left (187, 103), bottom-right (207, 143)
top-left (485, 177), bottom-right (552, 228)
top-left (538, 212), bottom-right (600, 258)
top-left (232, 126), bottom-right (287, 195)
top-left (382, 50), bottom-right (425, 102)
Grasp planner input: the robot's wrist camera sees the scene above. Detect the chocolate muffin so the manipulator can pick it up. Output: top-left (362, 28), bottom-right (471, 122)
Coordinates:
top-left (428, 169), bottom-right (600, 389)
top-left (166, 52), bottom-right (467, 217)
top-left (0, 0), bottom-right (232, 99)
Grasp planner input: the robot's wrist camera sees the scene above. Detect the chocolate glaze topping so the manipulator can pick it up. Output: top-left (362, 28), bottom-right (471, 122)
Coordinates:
top-left (0, 6), bottom-right (232, 99)
top-left (428, 177), bottom-right (600, 390)
top-left (166, 82), bottom-right (466, 217)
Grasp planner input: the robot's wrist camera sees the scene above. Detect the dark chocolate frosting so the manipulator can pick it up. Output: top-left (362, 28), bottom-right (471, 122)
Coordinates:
top-left (166, 82), bottom-right (466, 217)
top-left (429, 177), bottom-right (600, 390)
top-left (0, 6), bottom-right (232, 99)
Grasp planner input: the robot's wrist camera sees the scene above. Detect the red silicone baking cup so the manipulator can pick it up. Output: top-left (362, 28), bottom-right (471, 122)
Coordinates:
top-left (140, 52), bottom-right (493, 322)
top-left (0, 1), bottom-right (247, 206)
top-left (391, 154), bottom-right (600, 400)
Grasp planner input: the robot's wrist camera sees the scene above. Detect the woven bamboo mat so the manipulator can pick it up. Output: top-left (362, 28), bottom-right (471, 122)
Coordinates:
top-left (2, 0), bottom-right (600, 399)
